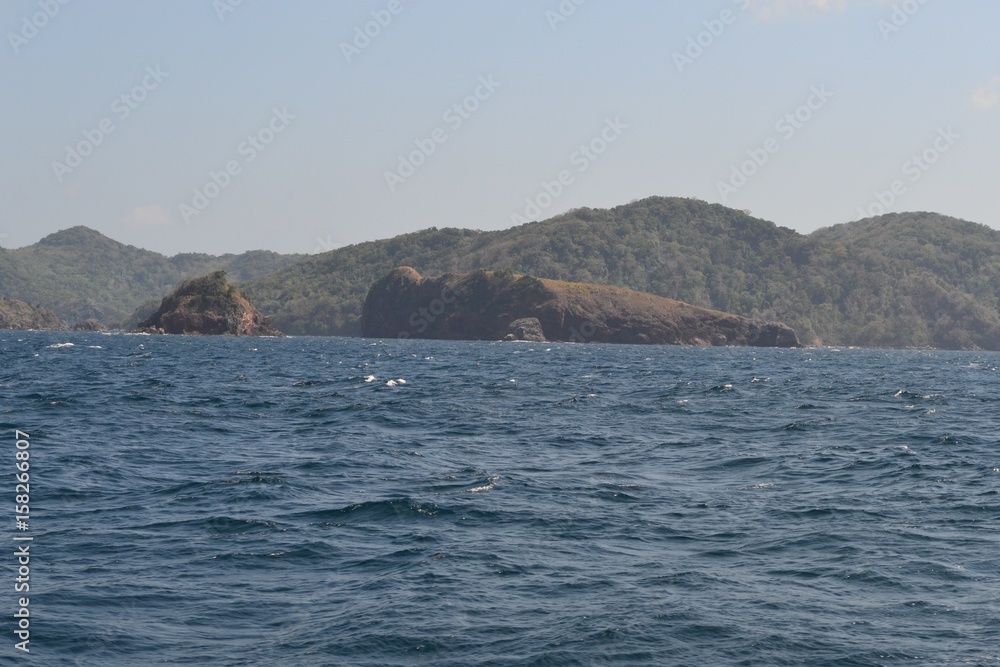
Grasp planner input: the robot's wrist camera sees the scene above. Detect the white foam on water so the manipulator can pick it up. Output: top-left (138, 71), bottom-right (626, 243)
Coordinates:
top-left (465, 475), bottom-right (499, 493)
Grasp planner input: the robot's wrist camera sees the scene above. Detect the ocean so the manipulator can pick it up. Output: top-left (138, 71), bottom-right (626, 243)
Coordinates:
top-left (2, 331), bottom-right (999, 666)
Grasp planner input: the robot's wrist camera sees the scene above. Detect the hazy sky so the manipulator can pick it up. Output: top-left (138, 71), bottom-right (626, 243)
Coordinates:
top-left (2, 0), bottom-right (998, 256)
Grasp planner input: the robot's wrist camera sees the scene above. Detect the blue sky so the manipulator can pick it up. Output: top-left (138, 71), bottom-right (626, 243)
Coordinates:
top-left (2, 0), bottom-right (997, 256)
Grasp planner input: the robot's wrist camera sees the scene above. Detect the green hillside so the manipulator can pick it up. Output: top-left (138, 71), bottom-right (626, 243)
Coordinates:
top-left (244, 197), bottom-right (799, 336)
top-left (5, 198), bottom-right (1000, 349)
top-left (0, 227), bottom-right (304, 326)
top-left (243, 197), bottom-right (1000, 349)
top-left (790, 213), bottom-right (1000, 348)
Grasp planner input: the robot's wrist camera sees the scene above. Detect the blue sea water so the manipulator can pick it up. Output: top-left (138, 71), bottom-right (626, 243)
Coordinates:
top-left (2, 331), bottom-right (999, 666)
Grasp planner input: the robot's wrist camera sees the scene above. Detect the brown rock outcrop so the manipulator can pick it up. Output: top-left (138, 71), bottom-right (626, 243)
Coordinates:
top-left (361, 268), bottom-right (799, 347)
top-left (0, 297), bottom-right (62, 330)
top-left (137, 271), bottom-right (282, 336)
top-left (504, 317), bottom-right (547, 342)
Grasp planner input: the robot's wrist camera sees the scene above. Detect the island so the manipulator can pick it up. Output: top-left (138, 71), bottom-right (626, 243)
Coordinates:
top-left (361, 267), bottom-right (799, 347)
top-left (136, 271), bottom-right (283, 336)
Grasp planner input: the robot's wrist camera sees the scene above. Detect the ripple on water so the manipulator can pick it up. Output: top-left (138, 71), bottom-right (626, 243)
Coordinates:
top-left (5, 332), bottom-right (999, 666)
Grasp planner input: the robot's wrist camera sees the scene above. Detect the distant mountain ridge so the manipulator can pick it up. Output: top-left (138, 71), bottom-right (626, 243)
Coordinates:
top-left (244, 197), bottom-right (1000, 350)
top-left (0, 226), bottom-right (305, 326)
top-left (5, 197), bottom-right (1000, 350)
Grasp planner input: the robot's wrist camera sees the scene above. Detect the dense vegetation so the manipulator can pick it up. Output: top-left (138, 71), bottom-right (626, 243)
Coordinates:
top-left (0, 226), bottom-right (304, 326)
top-left (244, 198), bottom-right (1000, 349)
top-left (4, 198), bottom-right (999, 349)
top-left (148, 270), bottom-right (241, 318)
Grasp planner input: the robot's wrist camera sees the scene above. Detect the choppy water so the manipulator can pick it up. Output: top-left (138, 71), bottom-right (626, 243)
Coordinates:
top-left (2, 332), bottom-right (999, 665)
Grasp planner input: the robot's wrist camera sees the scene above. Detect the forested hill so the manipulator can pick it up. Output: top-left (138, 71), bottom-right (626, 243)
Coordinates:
top-left (785, 214), bottom-right (1000, 349)
top-left (244, 198), bottom-right (1000, 349)
top-left (0, 226), bottom-right (304, 326)
top-left (244, 198), bottom-right (799, 336)
top-left (5, 198), bottom-right (1000, 349)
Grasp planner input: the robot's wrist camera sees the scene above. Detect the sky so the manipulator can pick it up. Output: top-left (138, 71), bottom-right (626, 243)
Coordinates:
top-left (1, 0), bottom-right (998, 256)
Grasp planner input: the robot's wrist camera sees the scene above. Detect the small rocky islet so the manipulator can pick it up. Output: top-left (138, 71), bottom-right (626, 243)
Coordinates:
top-left (136, 271), bottom-right (283, 336)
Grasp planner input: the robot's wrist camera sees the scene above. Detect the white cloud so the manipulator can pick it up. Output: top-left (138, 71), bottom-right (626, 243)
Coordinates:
top-left (123, 205), bottom-right (175, 227)
top-left (971, 77), bottom-right (1000, 112)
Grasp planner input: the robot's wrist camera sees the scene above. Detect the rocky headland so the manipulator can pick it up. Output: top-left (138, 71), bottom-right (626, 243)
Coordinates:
top-left (361, 267), bottom-right (799, 347)
top-left (0, 297), bottom-right (63, 330)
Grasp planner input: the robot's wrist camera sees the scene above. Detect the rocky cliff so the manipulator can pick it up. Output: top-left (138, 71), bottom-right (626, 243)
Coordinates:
top-left (361, 268), bottom-right (799, 347)
top-left (137, 271), bottom-right (282, 336)
top-left (0, 297), bottom-right (63, 330)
